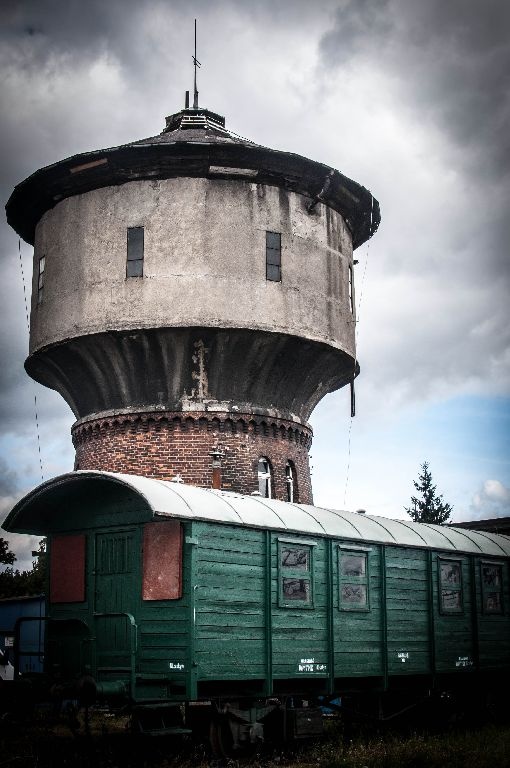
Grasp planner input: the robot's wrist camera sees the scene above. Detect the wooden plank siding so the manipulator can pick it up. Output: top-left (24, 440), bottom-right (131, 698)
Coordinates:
top-left (134, 526), bottom-right (194, 700)
top-left (332, 544), bottom-right (383, 678)
top-left (476, 559), bottom-right (510, 670)
top-left (190, 522), bottom-right (510, 691)
top-left (132, 522), bottom-right (191, 700)
top-left (88, 523), bottom-right (190, 700)
top-left (193, 523), bottom-right (267, 681)
top-left (270, 535), bottom-right (329, 679)
top-left (431, 554), bottom-right (475, 673)
top-left (386, 548), bottom-right (431, 675)
top-left (46, 517), bottom-right (510, 703)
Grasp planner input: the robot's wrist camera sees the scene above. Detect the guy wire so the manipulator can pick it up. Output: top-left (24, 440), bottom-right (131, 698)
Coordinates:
top-left (343, 196), bottom-right (373, 506)
top-left (18, 237), bottom-right (44, 483)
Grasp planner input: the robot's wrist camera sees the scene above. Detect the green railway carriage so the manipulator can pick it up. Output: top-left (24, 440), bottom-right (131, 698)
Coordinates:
top-left (4, 471), bottom-right (510, 740)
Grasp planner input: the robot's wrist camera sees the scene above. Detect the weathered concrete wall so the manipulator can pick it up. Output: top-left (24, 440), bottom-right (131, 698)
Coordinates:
top-left (30, 177), bottom-right (355, 356)
top-left (25, 326), bottom-right (355, 423)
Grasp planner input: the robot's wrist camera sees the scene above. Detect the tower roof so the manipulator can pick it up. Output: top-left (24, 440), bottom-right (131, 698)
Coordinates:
top-left (6, 106), bottom-right (380, 248)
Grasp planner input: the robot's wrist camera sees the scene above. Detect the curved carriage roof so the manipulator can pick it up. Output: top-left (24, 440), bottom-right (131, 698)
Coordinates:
top-left (3, 471), bottom-right (510, 557)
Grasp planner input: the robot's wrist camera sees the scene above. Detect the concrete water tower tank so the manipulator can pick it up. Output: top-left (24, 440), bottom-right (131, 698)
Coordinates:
top-left (6, 102), bottom-right (380, 503)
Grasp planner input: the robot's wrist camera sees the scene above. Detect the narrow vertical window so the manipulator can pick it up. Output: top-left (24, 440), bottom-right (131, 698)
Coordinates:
top-left (439, 558), bottom-right (463, 613)
top-left (481, 562), bottom-right (503, 614)
top-left (266, 231), bottom-right (281, 282)
top-left (348, 264), bottom-right (354, 314)
top-left (258, 457), bottom-right (273, 498)
top-left (339, 549), bottom-right (369, 610)
top-left (37, 255), bottom-right (45, 304)
top-left (286, 460), bottom-right (297, 503)
top-left (127, 226), bottom-right (144, 277)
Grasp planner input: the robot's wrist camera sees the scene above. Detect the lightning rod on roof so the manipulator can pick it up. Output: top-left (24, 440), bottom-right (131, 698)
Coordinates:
top-left (193, 18), bottom-right (201, 109)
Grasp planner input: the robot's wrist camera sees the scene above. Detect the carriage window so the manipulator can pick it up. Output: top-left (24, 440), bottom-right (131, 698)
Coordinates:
top-left (143, 520), bottom-right (182, 600)
top-left (339, 549), bottom-right (369, 610)
top-left (50, 534), bottom-right (86, 603)
top-left (481, 562), bottom-right (503, 614)
top-left (281, 546), bottom-right (309, 570)
top-left (279, 541), bottom-right (313, 607)
top-left (439, 558), bottom-right (463, 613)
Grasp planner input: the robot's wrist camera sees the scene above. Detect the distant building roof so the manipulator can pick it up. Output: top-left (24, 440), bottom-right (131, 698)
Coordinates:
top-left (0, 594), bottom-right (44, 604)
top-left (4, 471), bottom-right (510, 558)
top-left (450, 518), bottom-right (510, 536)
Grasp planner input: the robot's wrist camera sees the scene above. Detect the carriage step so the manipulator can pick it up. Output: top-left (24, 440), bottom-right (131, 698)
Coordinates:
top-left (137, 726), bottom-right (192, 737)
top-left (132, 704), bottom-right (190, 737)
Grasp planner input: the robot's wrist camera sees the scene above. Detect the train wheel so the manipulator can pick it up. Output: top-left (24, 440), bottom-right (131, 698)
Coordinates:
top-left (209, 715), bottom-right (234, 758)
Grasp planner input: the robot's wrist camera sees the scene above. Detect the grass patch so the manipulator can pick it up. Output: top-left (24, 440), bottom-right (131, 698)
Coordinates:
top-left (285, 724), bottom-right (510, 768)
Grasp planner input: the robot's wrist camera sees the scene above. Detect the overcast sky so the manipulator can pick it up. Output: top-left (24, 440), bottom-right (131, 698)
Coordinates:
top-left (1, 0), bottom-right (509, 568)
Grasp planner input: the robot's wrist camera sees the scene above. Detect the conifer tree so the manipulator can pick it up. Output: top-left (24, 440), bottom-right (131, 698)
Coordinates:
top-left (405, 461), bottom-right (452, 525)
top-left (0, 538), bottom-right (46, 598)
top-left (0, 537), bottom-right (15, 565)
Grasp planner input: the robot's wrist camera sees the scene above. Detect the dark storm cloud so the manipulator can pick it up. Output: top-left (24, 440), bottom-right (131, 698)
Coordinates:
top-left (1, 0), bottom-right (144, 65)
top-left (320, 0), bottom-right (510, 399)
top-left (320, 0), bottom-right (510, 180)
top-left (0, 1), bottom-right (170, 489)
top-left (0, 232), bottom-right (32, 428)
top-left (0, 458), bottom-right (18, 497)
top-left (0, 0), bottom-right (215, 81)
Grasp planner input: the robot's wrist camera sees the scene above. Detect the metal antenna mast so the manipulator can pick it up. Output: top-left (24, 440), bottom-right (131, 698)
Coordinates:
top-left (192, 18), bottom-right (201, 109)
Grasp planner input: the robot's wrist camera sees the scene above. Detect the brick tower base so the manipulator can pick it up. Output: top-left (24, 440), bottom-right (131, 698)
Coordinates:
top-left (72, 411), bottom-right (313, 504)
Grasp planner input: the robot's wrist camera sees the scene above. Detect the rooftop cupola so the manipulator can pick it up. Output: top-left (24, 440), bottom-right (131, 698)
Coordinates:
top-left (163, 107), bottom-right (228, 135)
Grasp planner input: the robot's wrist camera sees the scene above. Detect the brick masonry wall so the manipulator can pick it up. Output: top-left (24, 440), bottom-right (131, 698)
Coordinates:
top-left (72, 411), bottom-right (313, 504)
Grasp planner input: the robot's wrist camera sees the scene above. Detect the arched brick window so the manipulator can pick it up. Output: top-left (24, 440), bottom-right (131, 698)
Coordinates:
top-left (286, 460), bottom-right (297, 502)
top-left (258, 457), bottom-right (273, 498)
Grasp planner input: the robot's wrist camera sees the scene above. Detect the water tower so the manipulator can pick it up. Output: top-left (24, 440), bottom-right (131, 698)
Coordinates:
top-left (6, 96), bottom-right (379, 504)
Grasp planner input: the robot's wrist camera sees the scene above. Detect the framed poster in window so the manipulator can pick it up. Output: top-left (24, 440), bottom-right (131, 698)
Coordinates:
top-left (338, 548), bottom-right (370, 611)
top-left (278, 540), bottom-right (314, 608)
top-left (481, 562), bottom-right (504, 615)
top-left (439, 558), bottom-right (463, 614)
